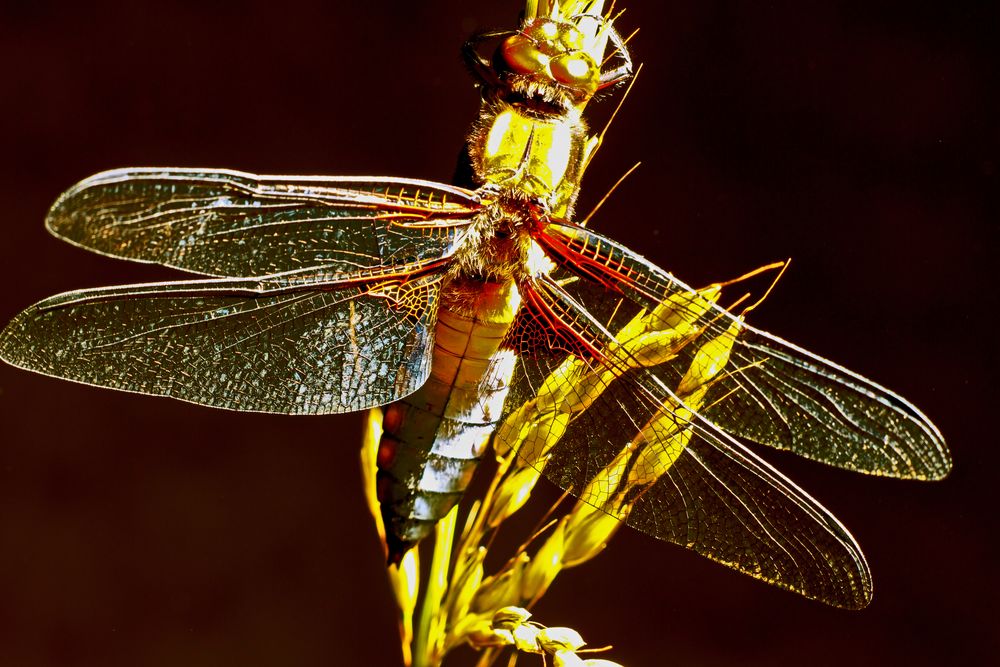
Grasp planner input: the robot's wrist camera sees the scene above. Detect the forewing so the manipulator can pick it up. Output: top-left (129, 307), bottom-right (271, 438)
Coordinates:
top-left (502, 277), bottom-right (872, 608)
top-left (0, 270), bottom-right (445, 414)
top-left (47, 168), bottom-right (478, 278)
top-left (537, 221), bottom-right (951, 480)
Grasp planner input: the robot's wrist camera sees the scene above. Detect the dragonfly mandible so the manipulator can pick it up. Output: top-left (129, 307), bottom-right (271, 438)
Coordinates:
top-left (0, 0), bottom-right (950, 610)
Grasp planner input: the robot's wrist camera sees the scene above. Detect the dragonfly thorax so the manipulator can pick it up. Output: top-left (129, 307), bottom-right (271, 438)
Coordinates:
top-left (466, 89), bottom-right (590, 221)
top-left (448, 193), bottom-right (541, 285)
top-left (460, 9), bottom-right (630, 219)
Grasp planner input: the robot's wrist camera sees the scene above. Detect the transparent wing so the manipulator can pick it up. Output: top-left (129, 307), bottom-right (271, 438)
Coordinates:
top-left (536, 221), bottom-right (951, 480)
top-left (0, 269), bottom-right (446, 414)
top-left (46, 168), bottom-right (478, 278)
top-left (502, 276), bottom-right (871, 608)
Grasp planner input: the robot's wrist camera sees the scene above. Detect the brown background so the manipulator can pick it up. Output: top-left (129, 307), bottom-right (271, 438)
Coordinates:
top-left (0, 1), bottom-right (995, 665)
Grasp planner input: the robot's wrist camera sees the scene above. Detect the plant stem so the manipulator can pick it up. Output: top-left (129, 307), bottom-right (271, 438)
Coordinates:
top-left (413, 506), bottom-right (458, 667)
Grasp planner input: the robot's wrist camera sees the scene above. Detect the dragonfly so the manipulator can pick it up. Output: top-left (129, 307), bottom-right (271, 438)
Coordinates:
top-left (0, 0), bottom-right (949, 611)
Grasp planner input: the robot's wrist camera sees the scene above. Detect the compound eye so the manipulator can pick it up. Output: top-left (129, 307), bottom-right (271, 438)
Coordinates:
top-left (499, 34), bottom-right (549, 74)
top-left (550, 52), bottom-right (598, 92)
top-left (558, 25), bottom-right (586, 51)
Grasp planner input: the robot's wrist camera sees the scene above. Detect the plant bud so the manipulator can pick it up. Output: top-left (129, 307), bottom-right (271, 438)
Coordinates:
top-left (471, 554), bottom-right (527, 614)
top-left (676, 319), bottom-right (740, 396)
top-left (538, 626), bottom-right (586, 652)
top-left (488, 466), bottom-right (542, 527)
top-left (466, 625), bottom-right (513, 648)
top-left (448, 548), bottom-right (485, 626)
top-left (620, 328), bottom-right (686, 367)
top-left (554, 649), bottom-right (586, 667)
top-left (491, 606), bottom-right (532, 630)
top-left (359, 409), bottom-right (386, 544)
top-left (562, 502), bottom-right (624, 567)
top-left (648, 285), bottom-right (720, 331)
top-left (386, 547), bottom-right (418, 621)
top-left (626, 406), bottom-right (694, 489)
top-left (521, 519), bottom-right (566, 600)
top-left (512, 622), bottom-right (542, 653)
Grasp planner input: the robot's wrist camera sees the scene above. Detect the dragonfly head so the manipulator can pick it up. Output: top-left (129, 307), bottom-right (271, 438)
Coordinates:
top-left (463, 8), bottom-right (632, 116)
top-left (495, 18), bottom-right (601, 113)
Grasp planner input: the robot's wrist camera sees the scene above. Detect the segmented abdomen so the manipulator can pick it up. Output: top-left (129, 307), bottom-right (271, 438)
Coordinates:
top-left (375, 279), bottom-right (519, 562)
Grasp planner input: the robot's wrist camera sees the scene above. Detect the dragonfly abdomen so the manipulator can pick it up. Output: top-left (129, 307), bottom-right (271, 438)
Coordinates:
top-left (375, 278), bottom-right (520, 562)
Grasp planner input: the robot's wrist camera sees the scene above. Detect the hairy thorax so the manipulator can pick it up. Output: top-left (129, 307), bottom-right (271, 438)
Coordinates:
top-left (448, 96), bottom-right (590, 291)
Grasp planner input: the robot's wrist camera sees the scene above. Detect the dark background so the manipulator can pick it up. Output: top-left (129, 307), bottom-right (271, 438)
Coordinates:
top-left (0, 1), bottom-right (995, 665)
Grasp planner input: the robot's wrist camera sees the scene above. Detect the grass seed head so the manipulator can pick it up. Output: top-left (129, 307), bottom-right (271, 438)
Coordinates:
top-left (488, 465), bottom-right (543, 527)
top-left (554, 650), bottom-right (587, 667)
top-left (676, 319), bottom-right (740, 396)
top-left (513, 623), bottom-right (543, 652)
top-left (562, 502), bottom-right (624, 566)
top-left (538, 626), bottom-right (586, 652)
top-left (521, 518), bottom-right (566, 600)
top-left (446, 547), bottom-right (485, 628)
top-left (471, 553), bottom-right (529, 613)
top-left (491, 606), bottom-right (533, 630)
top-left (648, 286), bottom-right (721, 331)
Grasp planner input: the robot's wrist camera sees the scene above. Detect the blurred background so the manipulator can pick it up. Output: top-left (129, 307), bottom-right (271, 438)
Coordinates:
top-left (0, 1), bottom-right (995, 665)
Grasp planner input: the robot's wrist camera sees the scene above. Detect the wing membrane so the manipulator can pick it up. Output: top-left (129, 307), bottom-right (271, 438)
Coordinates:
top-left (537, 221), bottom-right (951, 480)
top-left (503, 276), bottom-right (871, 608)
top-left (621, 403), bottom-right (869, 608)
top-left (0, 270), bottom-right (445, 414)
top-left (47, 168), bottom-right (478, 278)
